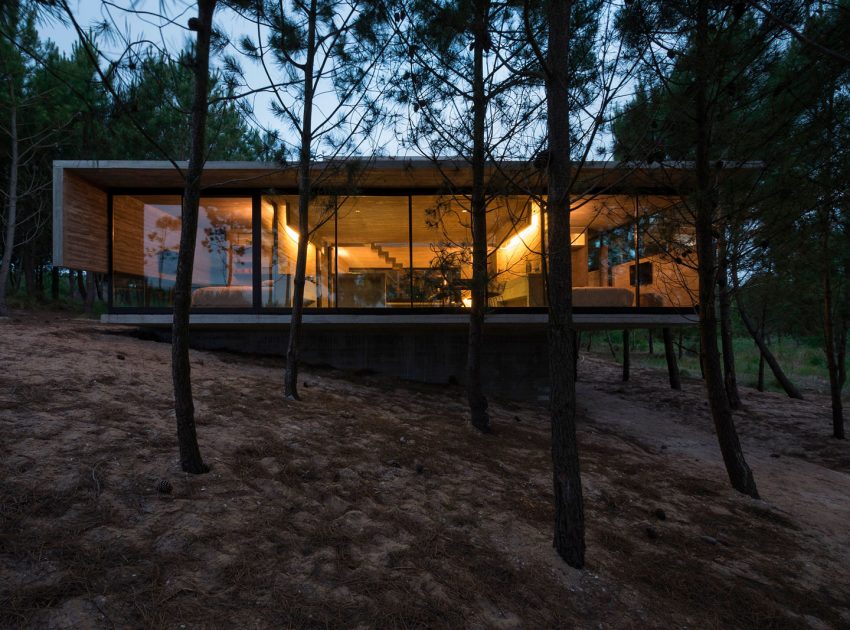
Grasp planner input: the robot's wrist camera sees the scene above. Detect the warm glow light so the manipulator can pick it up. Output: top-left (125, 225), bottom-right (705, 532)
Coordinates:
top-left (570, 231), bottom-right (586, 247)
top-left (502, 203), bottom-right (540, 252)
top-left (284, 224), bottom-right (300, 242)
top-left (337, 247), bottom-right (349, 257)
top-left (462, 297), bottom-right (472, 308)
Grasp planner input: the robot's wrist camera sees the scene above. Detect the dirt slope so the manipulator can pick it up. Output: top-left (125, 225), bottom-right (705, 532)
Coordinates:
top-left (1, 313), bottom-right (848, 629)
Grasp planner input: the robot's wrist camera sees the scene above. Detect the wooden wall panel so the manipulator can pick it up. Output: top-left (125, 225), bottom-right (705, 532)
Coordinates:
top-left (112, 195), bottom-right (145, 276)
top-left (61, 172), bottom-right (108, 272)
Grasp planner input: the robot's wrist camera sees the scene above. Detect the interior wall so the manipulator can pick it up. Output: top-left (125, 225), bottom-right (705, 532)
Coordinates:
top-left (112, 195), bottom-right (145, 276)
top-left (609, 254), bottom-right (698, 306)
top-left (60, 172), bottom-right (108, 272)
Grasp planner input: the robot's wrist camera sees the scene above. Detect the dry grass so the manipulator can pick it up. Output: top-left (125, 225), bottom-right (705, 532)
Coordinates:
top-left (1, 312), bottom-right (848, 629)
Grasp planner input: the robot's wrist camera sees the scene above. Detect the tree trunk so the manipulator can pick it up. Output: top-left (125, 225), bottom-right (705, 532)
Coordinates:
top-left (22, 249), bottom-right (35, 299)
top-left (820, 209), bottom-right (844, 439)
top-left (76, 270), bottom-right (87, 301)
top-left (466, 0), bottom-right (491, 432)
top-left (35, 261), bottom-right (44, 299)
top-left (838, 321), bottom-right (847, 394)
top-left (756, 300), bottom-right (766, 391)
top-left (51, 266), bottom-right (59, 301)
top-left (693, 0), bottom-right (758, 498)
top-left (546, 0), bottom-right (585, 569)
top-left (284, 0), bottom-right (318, 401)
top-left (663, 328), bottom-right (681, 390)
top-left (0, 100), bottom-right (18, 316)
top-left (170, 0), bottom-right (217, 474)
top-left (605, 329), bottom-right (617, 360)
top-left (84, 271), bottom-right (95, 313)
top-left (622, 329), bottom-right (630, 382)
top-left (648, 329), bottom-right (654, 355)
top-left (718, 235), bottom-right (741, 409)
top-left (735, 293), bottom-right (804, 399)
top-left (95, 273), bottom-right (104, 301)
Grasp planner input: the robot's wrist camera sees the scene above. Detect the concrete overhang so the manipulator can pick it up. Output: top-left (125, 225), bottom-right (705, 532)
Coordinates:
top-left (53, 158), bottom-right (762, 195)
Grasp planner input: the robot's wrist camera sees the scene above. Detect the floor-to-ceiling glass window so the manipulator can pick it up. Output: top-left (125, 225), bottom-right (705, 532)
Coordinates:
top-left (491, 196), bottom-right (543, 306)
top-left (261, 194), bottom-right (335, 308)
top-left (112, 195), bottom-right (182, 308)
top-left (336, 195), bottom-right (411, 307)
top-left (112, 195), bottom-right (254, 308)
top-left (410, 194), bottom-right (540, 307)
top-left (633, 198), bottom-right (698, 307)
top-left (190, 197), bottom-right (254, 307)
top-left (410, 195), bottom-right (473, 307)
top-left (582, 196), bottom-right (698, 307)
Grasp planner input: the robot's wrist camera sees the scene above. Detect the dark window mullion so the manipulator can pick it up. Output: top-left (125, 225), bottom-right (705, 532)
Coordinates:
top-left (408, 195), bottom-right (414, 308)
top-left (252, 193), bottom-right (261, 312)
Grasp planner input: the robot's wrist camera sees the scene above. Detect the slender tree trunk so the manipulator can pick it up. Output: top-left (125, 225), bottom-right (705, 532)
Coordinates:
top-left (35, 261), bottom-right (44, 299)
top-left (9, 261), bottom-right (20, 291)
top-left (648, 329), bottom-right (654, 355)
top-left (718, 234), bottom-right (741, 408)
top-left (693, 0), bottom-right (758, 498)
top-left (756, 300), bottom-right (766, 391)
top-left (663, 328), bottom-right (681, 390)
top-left (284, 0), bottom-right (318, 401)
top-left (76, 270), bottom-right (87, 301)
top-left (0, 101), bottom-right (18, 316)
top-left (170, 0), bottom-right (217, 474)
top-left (546, 0), bottom-right (584, 569)
top-left (84, 271), bottom-right (95, 313)
top-left (820, 209), bottom-right (845, 439)
top-left (68, 269), bottom-right (75, 301)
top-left (51, 266), bottom-right (59, 301)
top-left (678, 328), bottom-right (683, 359)
top-left (622, 329), bottom-right (630, 382)
top-left (22, 249), bottom-right (35, 298)
top-left (735, 292), bottom-right (804, 399)
top-left (838, 321), bottom-right (847, 394)
top-left (466, 0), bottom-right (491, 432)
top-left (605, 329), bottom-right (617, 359)
top-left (95, 273), bottom-right (104, 301)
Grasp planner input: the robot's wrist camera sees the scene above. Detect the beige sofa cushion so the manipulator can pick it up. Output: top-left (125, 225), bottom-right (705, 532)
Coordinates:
top-left (572, 287), bottom-right (634, 307)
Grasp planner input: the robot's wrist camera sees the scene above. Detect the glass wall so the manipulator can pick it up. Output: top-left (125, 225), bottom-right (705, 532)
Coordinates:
top-left (111, 191), bottom-right (696, 311)
top-left (337, 196), bottom-right (410, 307)
top-left (113, 195), bottom-right (181, 308)
top-left (492, 198), bottom-right (544, 306)
top-left (112, 195), bottom-right (254, 308)
top-left (581, 196), bottom-right (698, 307)
top-left (409, 195), bottom-right (539, 307)
top-left (261, 195), bottom-right (333, 308)
top-left (410, 195), bottom-right (471, 307)
top-left (192, 198), bottom-right (254, 307)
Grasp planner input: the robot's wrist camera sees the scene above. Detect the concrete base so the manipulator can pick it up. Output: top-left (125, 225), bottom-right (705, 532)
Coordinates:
top-left (112, 311), bottom-right (697, 401)
top-left (145, 324), bottom-right (550, 401)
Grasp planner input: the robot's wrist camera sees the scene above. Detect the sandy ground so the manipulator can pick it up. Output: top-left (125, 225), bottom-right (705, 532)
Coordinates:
top-left (1, 312), bottom-right (849, 629)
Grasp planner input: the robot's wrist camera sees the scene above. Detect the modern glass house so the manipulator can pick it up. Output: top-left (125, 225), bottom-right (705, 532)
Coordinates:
top-left (53, 159), bottom-right (698, 396)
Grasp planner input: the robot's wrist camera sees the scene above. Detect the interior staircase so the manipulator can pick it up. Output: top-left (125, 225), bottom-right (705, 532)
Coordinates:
top-left (370, 243), bottom-right (404, 269)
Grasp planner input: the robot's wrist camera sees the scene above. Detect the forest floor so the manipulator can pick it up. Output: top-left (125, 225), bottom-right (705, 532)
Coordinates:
top-left (1, 312), bottom-right (849, 629)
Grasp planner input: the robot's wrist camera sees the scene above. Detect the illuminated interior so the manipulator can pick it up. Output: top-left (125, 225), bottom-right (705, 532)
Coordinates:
top-left (112, 195), bottom-right (254, 308)
top-left (111, 192), bottom-right (697, 309)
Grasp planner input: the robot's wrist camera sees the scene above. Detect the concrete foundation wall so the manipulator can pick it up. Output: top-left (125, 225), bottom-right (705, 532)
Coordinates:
top-left (175, 326), bottom-right (551, 401)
